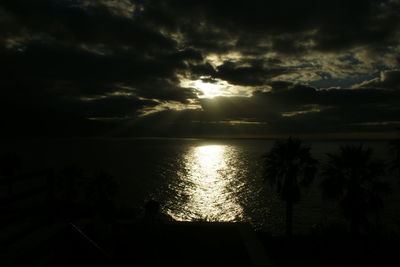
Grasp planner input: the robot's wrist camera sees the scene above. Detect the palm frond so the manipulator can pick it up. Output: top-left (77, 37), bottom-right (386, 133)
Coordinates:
top-left (263, 137), bottom-right (317, 202)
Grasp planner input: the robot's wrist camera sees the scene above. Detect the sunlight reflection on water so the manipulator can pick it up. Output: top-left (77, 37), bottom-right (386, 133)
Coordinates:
top-left (166, 145), bottom-right (245, 221)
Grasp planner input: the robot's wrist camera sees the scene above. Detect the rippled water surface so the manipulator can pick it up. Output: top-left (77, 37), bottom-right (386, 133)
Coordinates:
top-left (152, 141), bottom-right (269, 225)
top-left (2, 138), bottom-right (397, 234)
top-left (165, 145), bottom-right (246, 221)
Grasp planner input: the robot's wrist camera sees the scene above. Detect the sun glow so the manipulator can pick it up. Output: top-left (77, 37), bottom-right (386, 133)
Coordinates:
top-left (193, 80), bottom-right (224, 98)
top-left (180, 76), bottom-right (253, 98)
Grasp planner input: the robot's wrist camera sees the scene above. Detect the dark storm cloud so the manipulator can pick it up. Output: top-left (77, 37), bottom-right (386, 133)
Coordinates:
top-left (214, 60), bottom-right (291, 86)
top-left (198, 85), bottom-right (400, 119)
top-left (188, 58), bottom-right (292, 87)
top-left (144, 0), bottom-right (400, 91)
top-left (146, 0), bottom-right (400, 55)
top-left (0, 0), bottom-right (205, 137)
top-left (114, 84), bottom-right (400, 137)
top-left (1, 0), bottom-right (400, 137)
top-left (188, 62), bottom-right (217, 80)
top-left (76, 95), bottom-right (159, 118)
top-left (0, 0), bottom-right (174, 49)
top-left (0, 40), bottom-right (199, 102)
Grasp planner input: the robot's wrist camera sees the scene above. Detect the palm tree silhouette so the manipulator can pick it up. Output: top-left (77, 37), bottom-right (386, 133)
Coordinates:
top-left (321, 144), bottom-right (388, 236)
top-left (263, 137), bottom-right (318, 236)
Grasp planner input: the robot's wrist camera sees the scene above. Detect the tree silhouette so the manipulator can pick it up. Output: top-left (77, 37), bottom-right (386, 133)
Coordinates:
top-left (321, 145), bottom-right (388, 236)
top-left (263, 137), bottom-right (318, 236)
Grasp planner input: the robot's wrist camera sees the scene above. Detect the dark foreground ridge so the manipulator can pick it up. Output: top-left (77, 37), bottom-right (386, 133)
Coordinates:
top-left (2, 221), bottom-right (272, 267)
top-left (3, 218), bottom-right (400, 267)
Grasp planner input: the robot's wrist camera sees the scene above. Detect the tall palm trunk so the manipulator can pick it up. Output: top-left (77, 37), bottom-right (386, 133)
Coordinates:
top-left (350, 214), bottom-right (361, 236)
top-left (285, 171), bottom-right (295, 237)
top-left (350, 219), bottom-right (360, 236)
top-left (285, 198), bottom-right (293, 236)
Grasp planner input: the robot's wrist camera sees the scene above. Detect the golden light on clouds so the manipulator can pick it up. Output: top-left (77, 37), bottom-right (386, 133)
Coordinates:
top-left (193, 80), bottom-right (225, 98)
top-left (181, 76), bottom-right (253, 98)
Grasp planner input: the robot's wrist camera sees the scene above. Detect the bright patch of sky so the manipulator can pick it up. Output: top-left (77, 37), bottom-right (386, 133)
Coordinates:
top-left (181, 76), bottom-right (253, 98)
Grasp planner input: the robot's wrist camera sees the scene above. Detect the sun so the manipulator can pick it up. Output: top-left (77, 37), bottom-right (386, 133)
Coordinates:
top-left (193, 80), bottom-right (224, 98)
top-left (180, 76), bottom-right (247, 98)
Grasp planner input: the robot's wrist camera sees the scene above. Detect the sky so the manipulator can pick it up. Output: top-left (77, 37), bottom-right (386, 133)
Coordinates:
top-left (1, 0), bottom-right (400, 139)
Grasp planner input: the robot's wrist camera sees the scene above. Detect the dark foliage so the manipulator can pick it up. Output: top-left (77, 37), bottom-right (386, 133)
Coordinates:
top-left (321, 144), bottom-right (389, 235)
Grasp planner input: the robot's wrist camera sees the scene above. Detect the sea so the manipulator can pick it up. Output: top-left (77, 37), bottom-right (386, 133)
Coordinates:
top-left (2, 138), bottom-right (399, 235)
